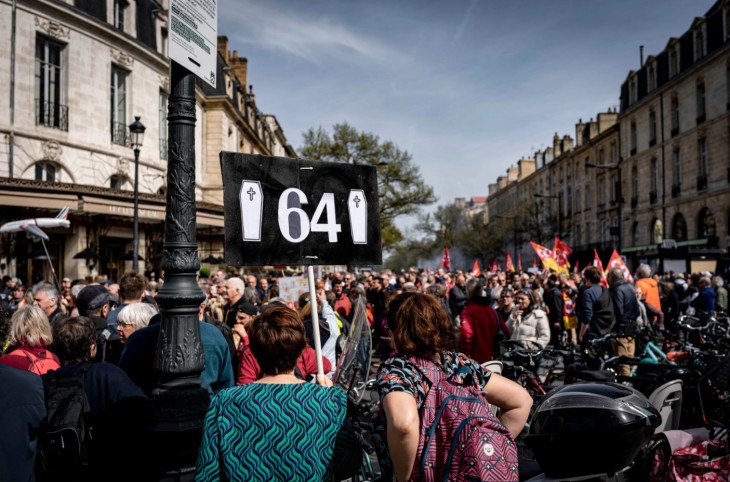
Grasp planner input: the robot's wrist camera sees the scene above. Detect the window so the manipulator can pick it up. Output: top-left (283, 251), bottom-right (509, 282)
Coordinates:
top-left (696, 82), bottom-right (706, 122)
top-left (575, 186), bottom-right (581, 213)
top-left (598, 148), bottom-right (605, 166)
top-left (698, 138), bottom-right (708, 177)
top-left (598, 176), bottom-right (606, 206)
top-left (632, 221), bottom-right (640, 246)
top-left (35, 162), bottom-right (56, 182)
top-left (647, 62), bottom-right (657, 91)
top-left (629, 76), bottom-right (638, 104)
top-left (694, 25), bottom-right (707, 61)
top-left (649, 110), bottom-right (657, 145)
top-left (630, 121), bottom-right (637, 154)
top-left (669, 43), bottom-right (680, 77)
top-left (673, 148), bottom-right (681, 192)
top-left (671, 96), bottom-right (680, 134)
top-left (631, 166), bottom-right (638, 204)
top-left (610, 142), bottom-right (618, 164)
top-left (650, 158), bottom-right (659, 204)
top-left (698, 208), bottom-right (716, 238)
top-left (672, 213), bottom-right (687, 241)
top-left (584, 184), bottom-right (591, 210)
top-left (159, 90), bottom-right (168, 160)
top-left (611, 173), bottom-right (619, 203)
top-left (35, 36), bottom-right (66, 130)
top-left (110, 174), bottom-right (125, 189)
top-left (114, 0), bottom-right (127, 31)
top-left (110, 66), bottom-right (127, 145)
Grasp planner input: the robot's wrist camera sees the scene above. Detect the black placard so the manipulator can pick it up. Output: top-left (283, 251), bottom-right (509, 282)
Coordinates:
top-left (221, 153), bottom-right (382, 266)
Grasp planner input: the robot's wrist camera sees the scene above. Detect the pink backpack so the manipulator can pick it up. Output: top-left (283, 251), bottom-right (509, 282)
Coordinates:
top-left (15, 349), bottom-right (61, 375)
top-left (409, 358), bottom-right (518, 482)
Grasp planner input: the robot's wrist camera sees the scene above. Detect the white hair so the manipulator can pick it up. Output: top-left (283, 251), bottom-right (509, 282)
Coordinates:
top-left (118, 302), bottom-right (158, 330)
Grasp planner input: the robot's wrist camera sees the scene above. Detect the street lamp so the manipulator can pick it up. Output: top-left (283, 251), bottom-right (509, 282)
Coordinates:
top-left (128, 116), bottom-right (145, 272)
top-left (535, 192), bottom-right (562, 239)
top-left (586, 162), bottom-right (621, 252)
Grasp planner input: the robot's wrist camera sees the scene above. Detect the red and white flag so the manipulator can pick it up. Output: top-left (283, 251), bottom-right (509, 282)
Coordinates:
top-left (552, 237), bottom-right (572, 274)
top-left (530, 241), bottom-right (559, 272)
top-left (606, 249), bottom-right (633, 283)
top-left (517, 253), bottom-right (523, 272)
top-left (490, 259), bottom-right (499, 274)
top-left (471, 259), bottom-right (481, 277)
top-left (592, 249), bottom-right (609, 287)
top-left (441, 247), bottom-right (451, 271)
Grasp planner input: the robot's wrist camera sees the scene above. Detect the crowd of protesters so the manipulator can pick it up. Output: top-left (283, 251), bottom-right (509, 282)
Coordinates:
top-left (0, 262), bottom-right (726, 481)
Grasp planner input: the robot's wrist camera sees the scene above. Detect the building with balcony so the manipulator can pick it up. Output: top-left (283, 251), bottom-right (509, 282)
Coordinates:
top-left (485, 0), bottom-right (730, 274)
top-left (0, 0), bottom-right (293, 284)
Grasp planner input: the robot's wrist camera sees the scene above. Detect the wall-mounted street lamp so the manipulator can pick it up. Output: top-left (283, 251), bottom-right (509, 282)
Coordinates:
top-left (128, 116), bottom-right (146, 272)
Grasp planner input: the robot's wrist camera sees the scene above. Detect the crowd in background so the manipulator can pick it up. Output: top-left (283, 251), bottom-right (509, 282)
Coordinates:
top-left (0, 262), bottom-right (726, 481)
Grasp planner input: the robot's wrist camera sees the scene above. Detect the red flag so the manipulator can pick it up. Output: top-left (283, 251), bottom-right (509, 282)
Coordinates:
top-left (606, 249), bottom-right (634, 283)
top-left (441, 247), bottom-right (451, 271)
top-left (471, 259), bottom-right (481, 277)
top-left (490, 259), bottom-right (499, 274)
top-left (517, 253), bottom-right (522, 272)
top-left (505, 252), bottom-right (514, 273)
top-left (530, 241), bottom-right (559, 272)
top-left (593, 249), bottom-right (609, 287)
top-left (552, 237), bottom-right (572, 274)
top-left (573, 260), bottom-right (580, 274)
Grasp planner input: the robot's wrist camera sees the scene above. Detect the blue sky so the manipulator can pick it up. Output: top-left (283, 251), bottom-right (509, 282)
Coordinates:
top-left (218, 0), bottom-right (717, 234)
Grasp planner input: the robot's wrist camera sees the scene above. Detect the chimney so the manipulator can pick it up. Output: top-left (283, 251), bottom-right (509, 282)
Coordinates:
top-left (229, 55), bottom-right (248, 94)
top-left (553, 132), bottom-right (562, 157)
top-left (217, 36), bottom-right (229, 61)
top-left (575, 119), bottom-right (585, 147)
top-left (640, 45), bottom-right (644, 67)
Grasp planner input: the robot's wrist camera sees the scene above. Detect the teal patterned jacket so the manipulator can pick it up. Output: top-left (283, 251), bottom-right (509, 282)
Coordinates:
top-left (195, 382), bottom-right (346, 481)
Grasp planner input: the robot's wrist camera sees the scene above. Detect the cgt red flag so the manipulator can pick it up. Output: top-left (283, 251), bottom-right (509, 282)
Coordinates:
top-left (606, 249), bottom-right (633, 283)
top-left (490, 259), bottom-right (499, 274)
top-left (441, 247), bottom-right (451, 271)
top-left (517, 253), bottom-right (522, 272)
top-left (593, 248), bottom-right (609, 287)
top-left (471, 259), bottom-right (481, 277)
top-left (505, 252), bottom-right (515, 273)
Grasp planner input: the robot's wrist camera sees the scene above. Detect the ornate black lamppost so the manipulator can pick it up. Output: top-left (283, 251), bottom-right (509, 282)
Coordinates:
top-left (128, 116), bottom-right (145, 272)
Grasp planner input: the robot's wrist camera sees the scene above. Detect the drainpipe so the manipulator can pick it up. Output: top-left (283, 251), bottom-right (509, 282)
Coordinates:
top-left (9, 0), bottom-right (16, 178)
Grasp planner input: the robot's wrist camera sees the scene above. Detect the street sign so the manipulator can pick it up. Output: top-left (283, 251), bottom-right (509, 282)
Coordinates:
top-left (169, 0), bottom-right (217, 88)
top-left (221, 153), bottom-right (382, 266)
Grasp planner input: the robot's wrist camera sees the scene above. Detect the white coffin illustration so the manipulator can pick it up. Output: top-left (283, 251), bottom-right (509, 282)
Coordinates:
top-left (240, 180), bottom-right (263, 241)
top-left (348, 189), bottom-right (367, 244)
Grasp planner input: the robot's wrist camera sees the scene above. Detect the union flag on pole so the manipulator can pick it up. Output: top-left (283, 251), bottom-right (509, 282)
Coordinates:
top-left (606, 249), bottom-right (633, 283)
top-left (530, 241), bottom-right (559, 272)
top-left (490, 259), bottom-right (499, 274)
top-left (517, 253), bottom-right (522, 272)
top-left (593, 249), bottom-right (609, 287)
top-left (552, 237), bottom-right (572, 274)
top-left (471, 259), bottom-right (481, 277)
top-left (441, 246), bottom-right (451, 271)
top-left (505, 252), bottom-right (515, 273)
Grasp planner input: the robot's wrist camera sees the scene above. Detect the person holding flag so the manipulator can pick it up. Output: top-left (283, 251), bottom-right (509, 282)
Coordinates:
top-left (441, 247), bottom-right (451, 272)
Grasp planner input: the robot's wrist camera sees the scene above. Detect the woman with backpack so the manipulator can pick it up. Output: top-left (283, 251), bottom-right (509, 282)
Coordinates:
top-left (0, 305), bottom-right (60, 375)
top-left (372, 292), bottom-right (532, 482)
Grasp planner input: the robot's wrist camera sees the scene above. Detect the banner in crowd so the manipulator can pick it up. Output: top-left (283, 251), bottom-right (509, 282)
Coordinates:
top-left (278, 275), bottom-right (309, 308)
top-left (471, 259), bottom-right (481, 277)
top-left (441, 246), bottom-right (451, 271)
top-left (505, 252), bottom-right (514, 273)
top-left (562, 291), bottom-right (578, 329)
top-left (607, 249), bottom-right (634, 283)
top-left (530, 241), bottom-right (559, 272)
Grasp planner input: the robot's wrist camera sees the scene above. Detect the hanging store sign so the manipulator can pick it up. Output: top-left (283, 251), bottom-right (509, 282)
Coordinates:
top-left (220, 153), bottom-right (382, 266)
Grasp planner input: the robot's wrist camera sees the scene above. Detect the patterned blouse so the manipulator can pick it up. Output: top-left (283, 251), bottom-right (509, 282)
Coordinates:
top-left (195, 382), bottom-right (347, 481)
top-left (371, 351), bottom-right (493, 475)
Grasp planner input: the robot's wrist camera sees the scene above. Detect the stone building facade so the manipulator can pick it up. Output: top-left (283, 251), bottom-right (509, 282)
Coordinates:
top-left (486, 0), bottom-right (730, 274)
top-left (0, 0), bottom-right (293, 284)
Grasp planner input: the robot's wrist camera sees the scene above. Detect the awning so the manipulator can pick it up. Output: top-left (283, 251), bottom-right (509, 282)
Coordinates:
top-left (621, 244), bottom-right (657, 253)
top-left (81, 195), bottom-right (166, 222)
top-left (0, 190), bottom-right (78, 211)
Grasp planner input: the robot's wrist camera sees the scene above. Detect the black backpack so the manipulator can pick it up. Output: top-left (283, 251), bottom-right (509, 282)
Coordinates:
top-left (592, 287), bottom-right (616, 335)
top-left (37, 363), bottom-right (93, 479)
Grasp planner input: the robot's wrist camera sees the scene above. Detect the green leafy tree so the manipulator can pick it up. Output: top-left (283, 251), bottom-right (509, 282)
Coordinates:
top-left (299, 123), bottom-right (436, 249)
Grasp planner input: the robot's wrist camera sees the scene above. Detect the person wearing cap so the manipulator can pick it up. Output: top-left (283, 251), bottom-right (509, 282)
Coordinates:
top-left (75, 284), bottom-right (122, 364)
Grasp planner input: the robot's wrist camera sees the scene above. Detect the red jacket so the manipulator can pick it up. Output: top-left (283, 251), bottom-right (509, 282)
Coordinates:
top-left (236, 340), bottom-right (332, 385)
top-left (459, 297), bottom-right (511, 364)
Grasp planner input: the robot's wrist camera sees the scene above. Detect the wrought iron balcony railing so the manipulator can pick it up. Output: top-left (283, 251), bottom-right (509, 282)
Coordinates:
top-left (35, 99), bottom-right (68, 131)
